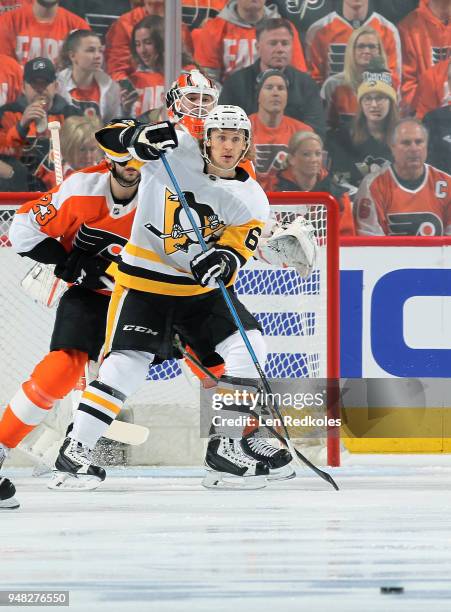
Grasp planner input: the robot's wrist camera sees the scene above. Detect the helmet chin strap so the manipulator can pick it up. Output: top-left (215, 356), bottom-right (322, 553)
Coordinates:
top-left (109, 160), bottom-right (141, 188)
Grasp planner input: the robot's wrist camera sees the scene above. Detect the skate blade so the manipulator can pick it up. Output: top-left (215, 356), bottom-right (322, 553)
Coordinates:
top-left (267, 464), bottom-right (296, 481)
top-left (48, 471), bottom-right (103, 491)
top-left (0, 496), bottom-right (20, 509)
top-left (202, 470), bottom-right (267, 490)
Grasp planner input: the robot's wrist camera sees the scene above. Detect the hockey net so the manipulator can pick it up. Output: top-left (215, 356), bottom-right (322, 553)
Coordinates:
top-left (0, 192), bottom-right (340, 467)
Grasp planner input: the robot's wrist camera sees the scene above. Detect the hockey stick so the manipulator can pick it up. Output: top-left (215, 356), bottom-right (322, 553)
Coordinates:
top-left (160, 152), bottom-right (338, 490)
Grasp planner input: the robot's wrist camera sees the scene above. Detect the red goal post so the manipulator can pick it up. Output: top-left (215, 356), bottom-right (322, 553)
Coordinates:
top-left (0, 191), bottom-right (340, 468)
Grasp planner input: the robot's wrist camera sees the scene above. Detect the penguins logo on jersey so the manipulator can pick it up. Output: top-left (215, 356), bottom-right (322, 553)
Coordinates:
top-left (145, 188), bottom-right (225, 254)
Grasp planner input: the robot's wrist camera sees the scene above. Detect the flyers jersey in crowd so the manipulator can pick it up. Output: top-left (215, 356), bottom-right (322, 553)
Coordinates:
top-left (398, 1), bottom-right (451, 108)
top-left (249, 113), bottom-right (313, 190)
top-left (114, 131), bottom-right (269, 297)
top-left (355, 163), bottom-right (451, 236)
top-left (0, 3), bottom-right (89, 65)
top-left (0, 53), bottom-right (22, 106)
top-left (305, 11), bottom-right (401, 85)
top-left (194, 9), bottom-right (307, 82)
top-left (0, 0), bottom-right (29, 14)
top-left (129, 70), bottom-right (165, 117)
top-left (415, 59), bottom-right (451, 119)
top-left (10, 162), bottom-right (138, 291)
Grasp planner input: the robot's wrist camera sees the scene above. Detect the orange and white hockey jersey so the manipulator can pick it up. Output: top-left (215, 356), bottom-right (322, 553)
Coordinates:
top-left (398, 2), bottom-right (451, 109)
top-left (193, 4), bottom-right (307, 82)
top-left (0, 3), bottom-right (89, 66)
top-left (305, 11), bottom-right (401, 86)
top-left (0, 53), bottom-right (22, 106)
top-left (9, 162), bottom-right (138, 290)
top-left (355, 163), bottom-right (451, 236)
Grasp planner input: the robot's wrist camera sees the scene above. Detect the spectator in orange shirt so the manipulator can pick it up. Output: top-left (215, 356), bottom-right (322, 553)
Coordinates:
top-left (0, 56), bottom-right (81, 189)
top-left (60, 115), bottom-right (103, 177)
top-left (305, 0), bottom-right (401, 86)
top-left (321, 26), bottom-right (391, 129)
top-left (0, 53), bottom-right (23, 105)
top-left (249, 68), bottom-right (313, 190)
top-left (219, 18), bottom-right (325, 137)
top-left (272, 130), bottom-right (356, 236)
top-left (193, 0), bottom-right (306, 83)
top-left (415, 57), bottom-right (451, 119)
top-left (398, 0), bottom-right (451, 112)
top-left (0, 0), bottom-right (31, 15)
top-left (104, 0), bottom-right (193, 82)
top-left (57, 29), bottom-right (121, 123)
top-left (0, 0), bottom-right (90, 66)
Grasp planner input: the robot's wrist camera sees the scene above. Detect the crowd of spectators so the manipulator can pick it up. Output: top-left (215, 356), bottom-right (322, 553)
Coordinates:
top-left (0, 0), bottom-right (449, 236)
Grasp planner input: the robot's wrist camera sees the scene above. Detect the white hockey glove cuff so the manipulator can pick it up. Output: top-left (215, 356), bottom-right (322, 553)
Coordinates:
top-left (257, 216), bottom-right (318, 278)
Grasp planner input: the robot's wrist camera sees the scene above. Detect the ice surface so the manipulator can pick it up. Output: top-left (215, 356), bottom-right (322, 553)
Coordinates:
top-left (2, 456), bottom-right (451, 612)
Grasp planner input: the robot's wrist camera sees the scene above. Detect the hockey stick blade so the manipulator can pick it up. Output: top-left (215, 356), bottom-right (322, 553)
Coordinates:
top-left (106, 420), bottom-right (149, 445)
top-left (174, 336), bottom-right (339, 490)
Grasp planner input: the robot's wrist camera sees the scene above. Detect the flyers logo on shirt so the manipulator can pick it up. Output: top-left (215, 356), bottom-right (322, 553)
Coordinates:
top-left (144, 188), bottom-right (225, 254)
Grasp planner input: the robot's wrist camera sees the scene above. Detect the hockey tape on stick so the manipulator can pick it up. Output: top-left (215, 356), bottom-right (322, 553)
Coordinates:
top-left (160, 153), bottom-right (338, 490)
top-left (48, 120), bottom-right (63, 185)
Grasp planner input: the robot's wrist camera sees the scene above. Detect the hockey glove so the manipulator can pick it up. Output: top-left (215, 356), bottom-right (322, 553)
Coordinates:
top-left (190, 247), bottom-right (238, 288)
top-left (54, 249), bottom-right (112, 290)
top-left (123, 121), bottom-right (178, 162)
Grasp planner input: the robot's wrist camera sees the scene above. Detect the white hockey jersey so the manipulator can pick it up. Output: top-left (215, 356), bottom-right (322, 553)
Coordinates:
top-left (114, 132), bottom-right (270, 296)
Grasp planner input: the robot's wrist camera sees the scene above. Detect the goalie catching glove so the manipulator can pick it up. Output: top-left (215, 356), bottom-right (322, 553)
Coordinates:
top-left (54, 248), bottom-right (112, 291)
top-left (122, 121), bottom-right (178, 161)
top-left (190, 247), bottom-right (238, 288)
top-left (256, 216), bottom-right (318, 278)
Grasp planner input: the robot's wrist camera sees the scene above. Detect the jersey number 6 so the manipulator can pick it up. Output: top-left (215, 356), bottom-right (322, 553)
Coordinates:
top-left (245, 227), bottom-right (262, 251)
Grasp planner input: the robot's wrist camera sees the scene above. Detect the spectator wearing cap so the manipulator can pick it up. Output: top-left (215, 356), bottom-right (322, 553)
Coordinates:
top-left (271, 130), bottom-right (355, 235)
top-left (355, 118), bottom-right (451, 236)
top-left (0, 56), bottom-right (81, 189)
top-left (249, 68), bottom-right (313, 191)
top-left (326, 61), bottom-right (399, 191)
top-left (57, 29), bottom-right (121, 123)
top-left (219, 18), bottom-right (325, 137)
top-left (194, 1), bottom-right (306, 84)
top-left (0, 0), bottom-right (90, 66)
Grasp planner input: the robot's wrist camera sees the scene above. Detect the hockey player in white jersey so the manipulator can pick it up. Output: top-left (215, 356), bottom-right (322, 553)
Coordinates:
top-left (50, 105), bottom-right (289, 489)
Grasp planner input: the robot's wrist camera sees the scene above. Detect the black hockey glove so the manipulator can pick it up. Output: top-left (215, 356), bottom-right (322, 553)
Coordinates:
top-left (190, 247), bottom-right (238, 288)
top-left (54, 248), bottom-right (111, 290)
top-left (122, 121), bottom-right (178, 161)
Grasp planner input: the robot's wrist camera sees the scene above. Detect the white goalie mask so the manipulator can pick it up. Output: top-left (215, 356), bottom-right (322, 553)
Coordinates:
top-left (202, 105), bottom-right (252, 168)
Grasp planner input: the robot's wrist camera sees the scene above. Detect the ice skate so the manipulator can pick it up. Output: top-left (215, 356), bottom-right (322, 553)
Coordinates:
top-left (48, 437), bottom-right (105, 491)
top-left (202, 436), bottom-right (269, 490)
top-left (0, 443), bottom-right (19, 509)
top-left (241, 433), bottom-right (295, 481)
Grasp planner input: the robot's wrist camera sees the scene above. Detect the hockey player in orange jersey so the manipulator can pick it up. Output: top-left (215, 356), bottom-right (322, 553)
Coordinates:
top-left (355, 118), bottom-right (451, 236)
top-left (0, 0), bottom-right (89, 66)
top-left (0, 119), bottom-right (142, 509)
